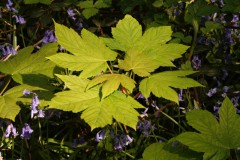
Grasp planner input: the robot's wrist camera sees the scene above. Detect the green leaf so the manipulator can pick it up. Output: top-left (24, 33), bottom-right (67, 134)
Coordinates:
top-left (177, 132), bottom-right (229, 160)
top-left (55, 74), bottom-right (89, 90)
top-left (184, 1), bottom-right (219, 24)
top-left (222, 0), bottom-right (240, 12)
top-left (82, 8), bottom-right (99, 19)
top-left (0, 43), bottom-right (59, 84)
top-left (152, 0), bottom-right (163, 8)
top-left (49, 23), bottom-right (117, 78)
top-left (142, 141), bottom-right (202, 160)
top-left (118, 44), bottom-right (188, 77)
top-left (87, 74), bottom-right (136, 98)
top-left (79, 1), bottom-right (94, 8)
top-left (49, 90), bottom-right (144, 130)
top-left (177, 97), bottom-right (240, 159)
top-left (111, 15), bottom-right (142, 51)
top-left (24, 0), bottom-right (51, 5)
top-left (135, 26), bottom-right (173, 52)
top-left (118, 48), bottom-right (159, 77)
top-left (94, 0), bottom-right (111, 8)
top-left (139, 71), bottom-right (203, 103)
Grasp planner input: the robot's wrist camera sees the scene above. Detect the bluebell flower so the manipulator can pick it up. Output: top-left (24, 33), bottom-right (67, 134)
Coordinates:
top-left (6, 0), bottom-right (18, 13)
top-left (178, 2), bottom-right (186, 11)
top-left (219, 0), bottom-right (224, 7)
top-left (95, 129), bottom-right (106, 142)
top-left (224, 29), bottom-right (233, 45)
top-left (0, 45), bottom-right (17, 58)
top-left (192, 55), bottom-right (201, 69)
top-left (21, 123), bottom-right (33, 140)
top-left (231, 96), bottom-right (239, 107)
top-left (137, 120), bottom-right (155, 136)
top-left (12, 15), bottom-right (26, 24)
top-left (151, 101), bottom-right (159, 110)
top-left (4, 123), bottom-right (18, 138)
top-left (30, 95), bottom-right (40, 118)
top-left (221, 86), bottom-right (229, 97)
top-left (231, 15), bottom-right (239, 27)
top-left (38, 109), bottom-right (45, 118)
top-left (42, 30), bottom-right (57, 45)
top-left (23, 90), bottom-right (43, 118)
top-left (178, 89), bottom-right (184, 102)
top-left (23, 89), bottom-right (31, 96)
top-left (0, 8), bottom-right (2, 18)
top-left (112, 134), bottom-right (133, 151)
top-left (67, 8), bottom-right (76, 20)
top-left (140, 107), bottom-right (149, 118)
top-left (206, 88), bottom-right (217, 97)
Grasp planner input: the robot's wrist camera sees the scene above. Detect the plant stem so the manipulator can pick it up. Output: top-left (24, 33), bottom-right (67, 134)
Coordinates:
top-left (160, 111), bottom-right (186, 132)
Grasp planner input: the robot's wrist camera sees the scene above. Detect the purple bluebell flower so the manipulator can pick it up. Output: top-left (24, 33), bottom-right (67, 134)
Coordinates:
top-left (75, 19), bottom-right (83, 30)
top-left (140, 107), bottom-right (149, 118)
top-left (0, 45), bottom-right (17, 57)
top-left (23, 89), bottom-right (31, 96)
top-left (6, 0), bottom-right (18, 13)
top-left (151, 101), bottom-right (159, 110)
top-left (178, 89), bottom-right (184, 102)
top-left (4, 123), bottom-right (18, 138)
top-left (96, 129), bottom-right (106, 142)
top-left (30, 95), bottom-right (40, 118)
top-left (23, 90), bottom-right (42, 119)
top-left (231, 15), bottom-right (239, 27)
top-left (206, 88), bottom-right (217, 97)
top-left (224, 29), bottom-right (233, 45)
top-left (178, 2), bottom-right (186, 11)
top-left (137, 120), bottom-right (155, 136)
top-left (221, 86), bottom-right (229, 97)
top-left (192, 55), bottom-right (201, 69)
top-left (42, 30), bottom-right (57, 45)
top-left (0, 8), bottom-right (2, 18)
top-left (21, 123), bottom-right (33, 140)
top-left (231, 96), bottom-right (239, 107)
top-left (219, 0), bottom-right (224, 7)
top-left (67, 8), bottom-right (76, 20)
top-left (112, 134), bottom-right (133, 151)
top-left (38, 109), bottom-right (45, 118)
top-left (173, 9), bottom-right (179, 16)
top-left (12, 15), bottom-right (26, 24)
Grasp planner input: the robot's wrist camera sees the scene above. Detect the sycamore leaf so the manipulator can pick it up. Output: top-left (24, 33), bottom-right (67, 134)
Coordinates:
top-left (49, 90), bottom-right (144, 130)
top-left (49, 23), bottom-right (117, 78)
top-left (118, 48), bottom-right (160, 77)
top-left (118, 44), bottom-right (189, 77)
top-left (55, 74), bottom-right (89, 90)
top-left (177, 97), bottom-right (240, 160)
top-left (135, 26), bottom-right (172, 52)
top-left (139, 71), bottom-right (203, 103)
top-left (0, 43), bottom-right (59, 85)
top-left (87, 74), bottom-right (136, 98)
top-left (142, 141), bottom-right (202, 160)
top-left (111, 15), bottom-right (142, 51)
top-left (102, 15), bottom-right (188, 77)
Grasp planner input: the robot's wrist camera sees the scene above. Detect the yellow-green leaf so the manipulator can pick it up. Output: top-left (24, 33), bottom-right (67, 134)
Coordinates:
top-left (49, 90), bottom-right (144, 130)
top-left (139, 71), bottom-right (203, 103)
top-left (50, 23), bottom-right (117, 78)
top-left (87, 74), bottom-right (136, 98)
